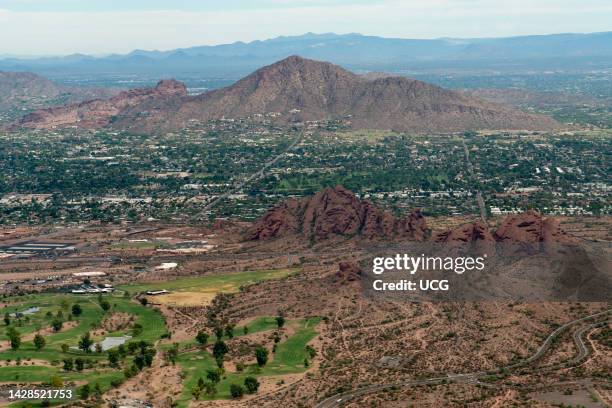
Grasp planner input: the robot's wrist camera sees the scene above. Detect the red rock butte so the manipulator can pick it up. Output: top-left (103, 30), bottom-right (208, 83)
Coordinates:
top-left (250, 186), bottom-right (579, 258)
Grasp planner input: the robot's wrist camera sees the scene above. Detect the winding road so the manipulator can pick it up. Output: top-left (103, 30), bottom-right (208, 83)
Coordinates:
top-left (316, 308), bottom-right (611, 408)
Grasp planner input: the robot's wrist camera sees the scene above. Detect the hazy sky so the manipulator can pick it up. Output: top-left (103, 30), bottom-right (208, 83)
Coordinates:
top-left (1, 0), bottom-right (611, 55)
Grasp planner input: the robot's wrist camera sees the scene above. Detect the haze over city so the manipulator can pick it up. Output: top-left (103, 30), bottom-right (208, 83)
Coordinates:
top-left (1, 0), bottom-right (612, 55)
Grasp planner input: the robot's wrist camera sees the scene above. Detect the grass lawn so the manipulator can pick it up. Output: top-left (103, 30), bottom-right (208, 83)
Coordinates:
top-left (160, 316), bottom-right (279, 351)
top-left (262, 317), bottom-right (320, 374)
top-left (175, 317), bottom-right (320, 406)
top-left (0, 294), bottom-right (83, 341)
top-left (110, 241), bottom-right (158, 250)
top-left (117, 268), bottom-right (298, 294)
top-left (0, 295), bottom-right (166, 357)
top-left (0, 292), bottom-right (167, 407)
top-left (0, 270), bottom-right (303, 406)
top-left (5, 368), bottom-right (124, 407)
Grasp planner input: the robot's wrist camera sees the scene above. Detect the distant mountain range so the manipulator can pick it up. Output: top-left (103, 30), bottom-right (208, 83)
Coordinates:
top-left (0, 71), bottom-right (119, 113)
top-left (15, 56), bottom-right (558, 133)
top-left (1, 32), bottom-right (611, 79)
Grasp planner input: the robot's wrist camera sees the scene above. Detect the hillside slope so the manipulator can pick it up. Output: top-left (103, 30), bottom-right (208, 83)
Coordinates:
top-left (17, 56), bottom-right (559, 133)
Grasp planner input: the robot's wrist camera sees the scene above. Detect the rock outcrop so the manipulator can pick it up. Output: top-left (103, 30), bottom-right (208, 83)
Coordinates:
top-left (429, 210), bottom-right (578, 256)
top-left (435, 221), bottom-right (495, 254)
top-left (248, 186), bottom-right (430, 242)
top-left (247, 199), bottom-right (302, 240)
top-left (249, 187), bottom-right (579, 257)
top-left (494, 210), bottom-right (577, 255)
top-left (17, 79), bottom-right (187, 130)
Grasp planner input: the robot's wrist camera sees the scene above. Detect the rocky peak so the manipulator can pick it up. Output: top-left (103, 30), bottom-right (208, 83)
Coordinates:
top-left (247, 199), bottom-right (302, 241)
top-left (302, 186), bottom-right (366, 240)
top-left (494, 210), bottom-right (577, 255)
top-left (435, 221), bottom-right (495, 254)
top-left (248, 185), bottom-right (430, 242)
top-left (397, 209), bottom-right (430, 241)
top-left (494, 209), bottom-right (544, 244)
top-left (436, 221), bottom-right (494, 244)
top-left (258, 55), bottom-right (358, 79)
top-left (154, 79), bottom-right (188, 96)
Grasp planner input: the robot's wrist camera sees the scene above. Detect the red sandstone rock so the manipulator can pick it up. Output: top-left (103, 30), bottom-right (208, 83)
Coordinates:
top-left (247, 199), bottom-right (301, 240)
top-left (435, 221), bottom-right (495, 254)
top-left (396, 209), bottom-right (430, 241)
top-left (17, 79), bottom-right (187, 130)
top-left (248, 186), bottom-right (430, 242)
top-left (494, 210), bottom-right (576, 255)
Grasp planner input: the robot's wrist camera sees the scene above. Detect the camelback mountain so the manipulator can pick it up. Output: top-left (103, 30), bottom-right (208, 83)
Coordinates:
top-left (16, 56), bottom-right (559, 133)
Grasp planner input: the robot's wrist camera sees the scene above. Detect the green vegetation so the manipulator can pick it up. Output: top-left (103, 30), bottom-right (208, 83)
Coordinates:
top-left (0, 269), bottom-right (313, 407)
top-left (0, 293), bottom-right (166, 407)
top-left (175, 317), bottom-right (320, 406)
top-left (2, 121), bottom-right (609, 225)
top-left (117, 268), bottom-right (297, 294)
top-left (159, 316), bottom-right (280, 352)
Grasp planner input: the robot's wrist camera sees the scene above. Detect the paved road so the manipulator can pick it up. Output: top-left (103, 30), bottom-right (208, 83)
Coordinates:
top-left (1, 256), bottom-right (117, 265)
top-left (507, 308), bottom-right (610, 369)
top-left (565, 320), bottom-right (608, 366)
top-left (198, 129), bottom-right (304, 215)
top-left (461, 138), bottom-right (487, 223)
top-left (568, 324), bottom-right (593, 364)
top-left (315, 309), bottom-right (611, 408)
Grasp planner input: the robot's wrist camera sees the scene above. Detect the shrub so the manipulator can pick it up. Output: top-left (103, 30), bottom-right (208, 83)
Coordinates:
top-left (244, 376), bottom-right (259, 394)
top-left (230, 384), bottom-right (244, 399)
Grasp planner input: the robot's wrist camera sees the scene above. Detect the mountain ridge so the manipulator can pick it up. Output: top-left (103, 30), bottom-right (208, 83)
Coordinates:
top-left (0, 71), bottom-right (119, 114)
top-left (16, 56), bottom-right (559, 133)
top-left (1, 31), bottom-right (611, 78)
top-left (249, 185), bottom-right (580, 257)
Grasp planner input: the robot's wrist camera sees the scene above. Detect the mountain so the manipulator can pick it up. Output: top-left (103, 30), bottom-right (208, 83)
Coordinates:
top-left (15, 79), bottom-right (186, 130)
top-left (0, 71), bottom-right (60, 110)
top-left (249, 186), bottom-right (579, 253)
top-left (2, 32), bottom-right (611, 79)
top-left (0, 71), bottom-right (119, 115)
top-left (248, 185), bottom-right (430, 242)
top-left (16, 56), bottom-right (559, 133)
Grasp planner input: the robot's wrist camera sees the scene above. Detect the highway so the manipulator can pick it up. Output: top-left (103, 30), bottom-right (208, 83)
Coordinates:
top-left (316, 308), bottom-right (611, 408)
